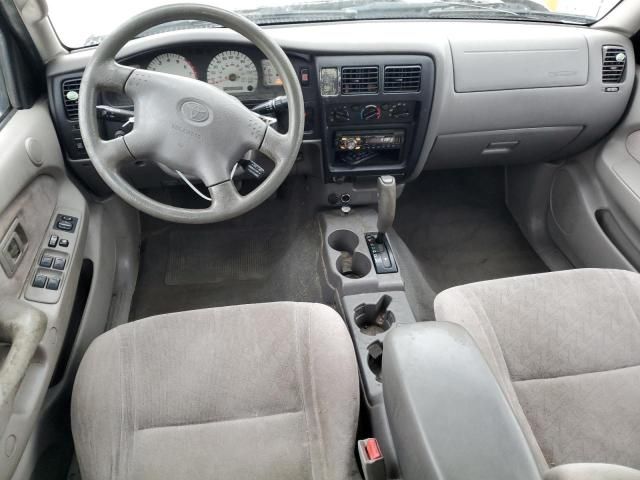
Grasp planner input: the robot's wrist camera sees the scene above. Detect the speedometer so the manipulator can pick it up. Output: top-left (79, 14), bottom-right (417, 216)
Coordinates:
top-left (207, 51), bottom-right (258, 93)
top-left (147, 53), bottom-right (197, 79)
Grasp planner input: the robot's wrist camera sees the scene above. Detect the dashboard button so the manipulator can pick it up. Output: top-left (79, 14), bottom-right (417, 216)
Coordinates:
top-left (300, 67), bottom-right (310, 86)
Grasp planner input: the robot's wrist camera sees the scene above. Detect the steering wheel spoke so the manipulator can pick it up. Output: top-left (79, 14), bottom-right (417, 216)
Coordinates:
top-left (93, 137), bottom-right (134, 169)
top-left (207, 180), bottom-right (243, 212)
top-left (93, 61), bottom-right (135, 91)
top-left (259, 125), bottom-right (290, 166)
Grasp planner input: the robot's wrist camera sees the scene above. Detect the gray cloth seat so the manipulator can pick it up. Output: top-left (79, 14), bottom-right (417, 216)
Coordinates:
top-left (71, 302), bottom-right (359, 480)
top-left (434, 268), bottom-right (640, 478)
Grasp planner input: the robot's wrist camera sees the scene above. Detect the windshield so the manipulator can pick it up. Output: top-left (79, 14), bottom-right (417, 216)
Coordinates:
top-left (48, 0), bottom-right (624, 48)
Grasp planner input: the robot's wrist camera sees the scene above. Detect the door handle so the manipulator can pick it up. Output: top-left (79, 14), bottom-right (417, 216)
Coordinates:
top-left (0, 298), bottom-right (46, 437)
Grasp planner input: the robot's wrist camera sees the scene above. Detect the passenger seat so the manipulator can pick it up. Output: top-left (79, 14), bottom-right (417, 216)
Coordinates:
top-left (434, 269), bottom-right (640, 478)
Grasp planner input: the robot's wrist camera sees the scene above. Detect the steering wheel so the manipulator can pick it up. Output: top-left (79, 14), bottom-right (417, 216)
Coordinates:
top-left (79, 4), bottom-right (304, 224)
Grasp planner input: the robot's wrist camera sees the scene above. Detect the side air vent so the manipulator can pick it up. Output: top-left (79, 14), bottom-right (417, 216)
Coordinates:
top-left (384, 65), bottom-right (422, 93)
top-left (602, 46), bottom-right (627, 83)
top-left (62, 78), bottom-right (81, 120)
top-left (341, 66), bottom-right (379, 95)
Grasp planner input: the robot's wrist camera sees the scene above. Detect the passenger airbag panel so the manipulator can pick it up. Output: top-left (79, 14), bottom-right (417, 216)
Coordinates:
top-left (451, 33), bottom-right (589, 92)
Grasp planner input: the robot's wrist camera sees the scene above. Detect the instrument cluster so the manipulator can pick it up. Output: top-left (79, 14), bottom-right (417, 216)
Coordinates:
top-left (136, 47), bottom-right (284, 95)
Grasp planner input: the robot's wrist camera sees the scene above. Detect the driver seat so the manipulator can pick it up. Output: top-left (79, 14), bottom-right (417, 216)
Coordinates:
top-left (71, 302), bottom-right (359, 480)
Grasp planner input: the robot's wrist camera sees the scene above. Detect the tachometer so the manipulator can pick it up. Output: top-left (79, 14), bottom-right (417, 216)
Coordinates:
top-left (147, 53), bottom-right (197, 79)
top-left (207, 51), bottom-right (258, 93)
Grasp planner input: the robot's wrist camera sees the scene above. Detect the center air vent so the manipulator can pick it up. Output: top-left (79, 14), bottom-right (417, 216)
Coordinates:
top-left (384, 65), bottom-right (422, 93)
top-left (62, 78), bottom-right (81, 120)
top-left (602, 46), bottom-right (627, 83)
top-left (341, 66), bottom-right (379, 95)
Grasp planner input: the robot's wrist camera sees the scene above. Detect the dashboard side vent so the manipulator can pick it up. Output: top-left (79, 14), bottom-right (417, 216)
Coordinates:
top-left (62, 78), bottom-right (81, 120)
top-left (602, 46), bottom-right (627, 83)
top-left (341, 66), bottom-right (379, 95)
top-left (384, 65), bottom-right (422, 93)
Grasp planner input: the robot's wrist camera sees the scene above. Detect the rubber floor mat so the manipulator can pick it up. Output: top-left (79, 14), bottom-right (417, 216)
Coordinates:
top-left (165, 226), bottom-right (283, 285)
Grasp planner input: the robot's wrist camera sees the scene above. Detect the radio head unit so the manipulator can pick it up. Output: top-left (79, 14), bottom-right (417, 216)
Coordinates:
top-left (336, 131), bottom-right (405, 151)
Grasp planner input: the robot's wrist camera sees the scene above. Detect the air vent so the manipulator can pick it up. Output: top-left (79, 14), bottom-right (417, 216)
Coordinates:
top-left (384, 65), bottom-right (422, 93)
top-left (62, 78), bottom-right (81, 120)
top-left (602, 46), bottom-right (627, 83)
top-left (341, 66), bottom-right (379, 95)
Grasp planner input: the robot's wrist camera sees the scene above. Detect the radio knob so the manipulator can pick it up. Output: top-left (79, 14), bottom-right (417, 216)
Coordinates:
top-left (361, 105), bottom-right (381, 121)
top-left (345, 138), bottom-right (358, 150)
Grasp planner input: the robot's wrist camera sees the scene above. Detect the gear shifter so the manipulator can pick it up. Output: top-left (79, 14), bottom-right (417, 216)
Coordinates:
top-left (365, 175), bottom-right (399, 274)
top-left (376, 175), bottom-right (396, 243)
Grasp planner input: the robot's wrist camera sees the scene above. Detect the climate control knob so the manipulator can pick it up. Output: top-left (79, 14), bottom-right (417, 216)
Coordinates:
top-left (361, 104), bottom-right (382, 121)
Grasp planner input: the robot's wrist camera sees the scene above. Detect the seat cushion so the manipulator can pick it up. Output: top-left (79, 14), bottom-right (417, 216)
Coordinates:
top-left (72, 302), bottom-right (359, 480)
top-left (435, 269), bottom-right (640, 471)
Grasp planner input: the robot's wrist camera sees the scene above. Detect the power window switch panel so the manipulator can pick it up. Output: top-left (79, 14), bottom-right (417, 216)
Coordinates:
top-left (46, 277), bottom-right (61, 290)
top-left (32, 274), bottom-right (47, 288)
top-left (39, 255), bottom-right (53, 268)
top-left (52, 257), bottom-right (66, 270)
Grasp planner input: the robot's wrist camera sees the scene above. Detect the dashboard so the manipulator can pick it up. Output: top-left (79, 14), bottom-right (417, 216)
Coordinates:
top-left (46, 20), bottom-right (635, 200)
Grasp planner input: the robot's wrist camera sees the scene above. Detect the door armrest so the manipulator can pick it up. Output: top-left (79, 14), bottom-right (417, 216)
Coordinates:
top-left (0, 297), bottom-right (46, 436)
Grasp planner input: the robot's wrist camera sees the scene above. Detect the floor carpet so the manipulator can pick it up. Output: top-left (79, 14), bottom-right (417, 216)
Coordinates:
top-left (130, 181), bottom-right (332, 320)
top-left (395, 168), bottom-right (549, 293)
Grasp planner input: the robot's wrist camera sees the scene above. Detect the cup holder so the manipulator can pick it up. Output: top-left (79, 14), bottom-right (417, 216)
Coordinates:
top-left (329, 230), bottom-right (372, 279)
top-left (354, 295), bottom-right (395, 336)
top-left (336, 252), bottom-right (372, 279)
top-left (328, 229), bottom-right (359, 253)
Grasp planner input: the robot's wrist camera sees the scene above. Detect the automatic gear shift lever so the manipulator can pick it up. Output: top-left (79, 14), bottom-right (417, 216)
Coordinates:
top-left (376, 175), bottom-right (396, 243)
top-left (365, 176), bottom-right (399, 274)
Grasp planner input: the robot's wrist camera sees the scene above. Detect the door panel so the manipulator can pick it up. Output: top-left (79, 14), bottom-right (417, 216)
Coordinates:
top-left (0, 99), bottom-right (89, 480)
top-left (545, 66), bottom-right (640, 270)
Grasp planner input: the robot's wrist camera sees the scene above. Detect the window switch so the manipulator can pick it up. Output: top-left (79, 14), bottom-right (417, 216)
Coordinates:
top-left (52, 257), bottom-right (66, 270)
top-left (46, 277), bottom-right (60, 290)
top-left (48, 235), bottom-right (59, 248)
top-left (40, 255), bottom-right (53, 268)
top-left (32, 274), bottom-right (47, 288)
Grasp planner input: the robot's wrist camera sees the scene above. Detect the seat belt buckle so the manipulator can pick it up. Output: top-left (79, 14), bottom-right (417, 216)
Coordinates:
top-left (357, 438), bottom-right (385, 480)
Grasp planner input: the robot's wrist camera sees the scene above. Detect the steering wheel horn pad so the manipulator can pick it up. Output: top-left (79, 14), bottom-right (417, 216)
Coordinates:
top-left (79, 4), bottom-right (304, 224)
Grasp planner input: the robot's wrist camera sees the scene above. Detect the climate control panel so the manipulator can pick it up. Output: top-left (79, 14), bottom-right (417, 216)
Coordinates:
top-left (327, 102), bottom-right (415, 125)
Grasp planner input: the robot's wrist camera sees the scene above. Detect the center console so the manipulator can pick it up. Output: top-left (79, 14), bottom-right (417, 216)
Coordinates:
top-left (316, 55), bottom-right (434, 182)
top-left (319, 185), bottom-right (420, 477)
